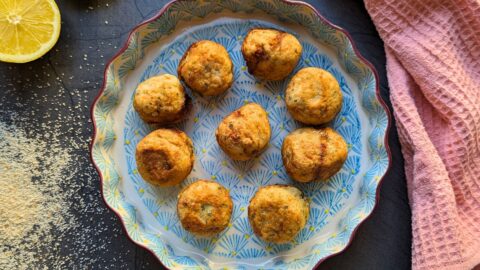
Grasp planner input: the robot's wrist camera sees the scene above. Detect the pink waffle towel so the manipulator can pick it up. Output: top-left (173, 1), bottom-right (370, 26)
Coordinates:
top-left (363, 0), bottom-right (480, 269)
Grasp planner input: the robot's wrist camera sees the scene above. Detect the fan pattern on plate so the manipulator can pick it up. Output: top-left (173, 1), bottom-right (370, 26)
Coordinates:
top-left (91, 0), bottom-right (390, 269)
top-left (124, 20), bottom-right (361, 260)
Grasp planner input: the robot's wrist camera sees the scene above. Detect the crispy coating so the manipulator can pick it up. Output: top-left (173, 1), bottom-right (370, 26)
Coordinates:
top-left (135, 129), bottom-right (194, 186)
top-left (177, 180), bottom-right (233, 236)
top-left (241, 28), bottom-right (302, 81)
top-left (178, 40), bottom-right (233, 96)
top-left (216, 103), bottom-right (271, 161)
top-left (282, 127), bottom-right (347, 182)
top-left (285, 67), bottom-right (342, 125)
top-left (248, 185), bottom-right (309, 243)
top-left (133, 74), bottom-right (190, 124)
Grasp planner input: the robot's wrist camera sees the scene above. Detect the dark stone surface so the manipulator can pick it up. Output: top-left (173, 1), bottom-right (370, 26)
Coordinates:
top-left (0, 0), bottom-right (411, 269)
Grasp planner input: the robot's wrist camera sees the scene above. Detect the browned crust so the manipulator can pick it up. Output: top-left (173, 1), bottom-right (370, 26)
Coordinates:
top-left (281, 133), bottom-right (314, 182)
top-left (316, 128), bottom-right (347, 180)
top-left (135, 129), bottom-right (194, 186)
top-left (281, 140), bottom-right (300, 180)
top-left (177, 180), bottom-right (233, 236)
top-left (241, 28), bottom-right (288, 77)
top-left (177, 40), bottom-right (233, 96)
top-left (175, 93), bottom-right (192, 123)
top-left (316, 129), bottom-right (329, 180)
top-left (144, 89), bottom-right (192, 126)
top-left (285, 68), bottom-right (343, 125)
top-left (247, 185), bottom-right (308, 243)
top-left (134, 76), bottom-right (192, 125)
top-left (247, 184), bottom-right (304, 205)
top-left (224, 56), bottom-right (235, 91)
top-left (177, 41), bottom-right (199, 80)
top-left (215, 103), bottom-right (270, 160)
top-left (281, 128), bottom-right (347, 182)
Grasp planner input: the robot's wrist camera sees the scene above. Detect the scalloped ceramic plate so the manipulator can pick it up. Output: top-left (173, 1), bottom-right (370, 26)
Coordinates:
top-left (90, 1), bottom-right (391, 269)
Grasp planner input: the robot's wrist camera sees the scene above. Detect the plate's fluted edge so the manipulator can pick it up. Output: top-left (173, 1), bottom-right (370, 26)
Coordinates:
top-left (89, 0), bottom-right (393, 269)
top-left (300, 8), bottom-right (392, 270)
top-left (284, 1), bottom-right (393, 268)
top-left (89, 2), bottom-right (177, 270)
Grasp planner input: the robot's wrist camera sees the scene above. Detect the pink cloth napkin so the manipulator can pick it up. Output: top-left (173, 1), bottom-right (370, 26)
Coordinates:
top-left (363, 0), bottom-right (480, 269)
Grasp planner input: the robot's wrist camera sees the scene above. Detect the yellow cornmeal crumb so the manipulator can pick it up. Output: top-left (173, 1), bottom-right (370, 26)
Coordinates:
top-left (0, 161), bottom-right (43, 242)
top-left (0, 122), bottom-right (74, 269)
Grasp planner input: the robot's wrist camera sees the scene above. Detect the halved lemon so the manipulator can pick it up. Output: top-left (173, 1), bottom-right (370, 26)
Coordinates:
top-left (0, 0), bottom-right (61, 63)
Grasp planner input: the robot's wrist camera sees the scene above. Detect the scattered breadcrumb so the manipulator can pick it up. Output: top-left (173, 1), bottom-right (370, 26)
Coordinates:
top-left (0, 122), bottom-right (75, 269)
top-left (0, 1), bottom-right (139, 266)
top-left (0, 69), bottom-right (132, 268)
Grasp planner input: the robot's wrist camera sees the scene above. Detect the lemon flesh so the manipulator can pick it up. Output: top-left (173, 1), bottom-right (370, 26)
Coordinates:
top-left (0, 0), bottom-right (61, 63)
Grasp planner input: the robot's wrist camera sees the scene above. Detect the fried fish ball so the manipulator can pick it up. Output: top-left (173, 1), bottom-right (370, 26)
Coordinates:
top-left (241, 28), bottom-right (302, 80)
top-left (177, 180), bottom-right (233, 236)
top-left (282, 127), bottom-right (347, 182)
top-left (133, 74), bottom-right (190, 124)
top-left (135, 129), bottom-right (194, 186)
top-left (285, 67), bottom-right (342, 125)
top-left (216, 103), bottom-right (271, 161)
top-left (248, 185), bottom-right (309, 243)
top-left (178, 40), bottom-right (234, 96)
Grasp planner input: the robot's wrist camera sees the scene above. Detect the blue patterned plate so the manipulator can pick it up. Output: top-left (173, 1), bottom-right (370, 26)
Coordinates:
top-left (91, 1), bottom-right (391, 269)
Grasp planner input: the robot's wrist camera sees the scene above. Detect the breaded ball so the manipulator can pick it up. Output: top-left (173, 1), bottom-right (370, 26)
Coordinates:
top-left (133, 74), bottom-right (190, 124)
top-left (282, 127), bottom-right (347, 182)
top-left (177, 180), bottom-right (233, 236)
top-left (285, 67), bottom-right (342, 125)
top-left (248, 185), bottom-right (309, 243)
top-left (178, 40), bottom-right (233, 96)
top-left (241, 28), bottom-right (302, 81)
top-left (216, 103), bottom-right (271, 161)
top-left (135, 129), bottom-right (194, 186)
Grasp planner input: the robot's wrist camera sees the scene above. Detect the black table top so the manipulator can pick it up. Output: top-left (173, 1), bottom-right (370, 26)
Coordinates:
top-left (0, 0), bottom-right (411, 269)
